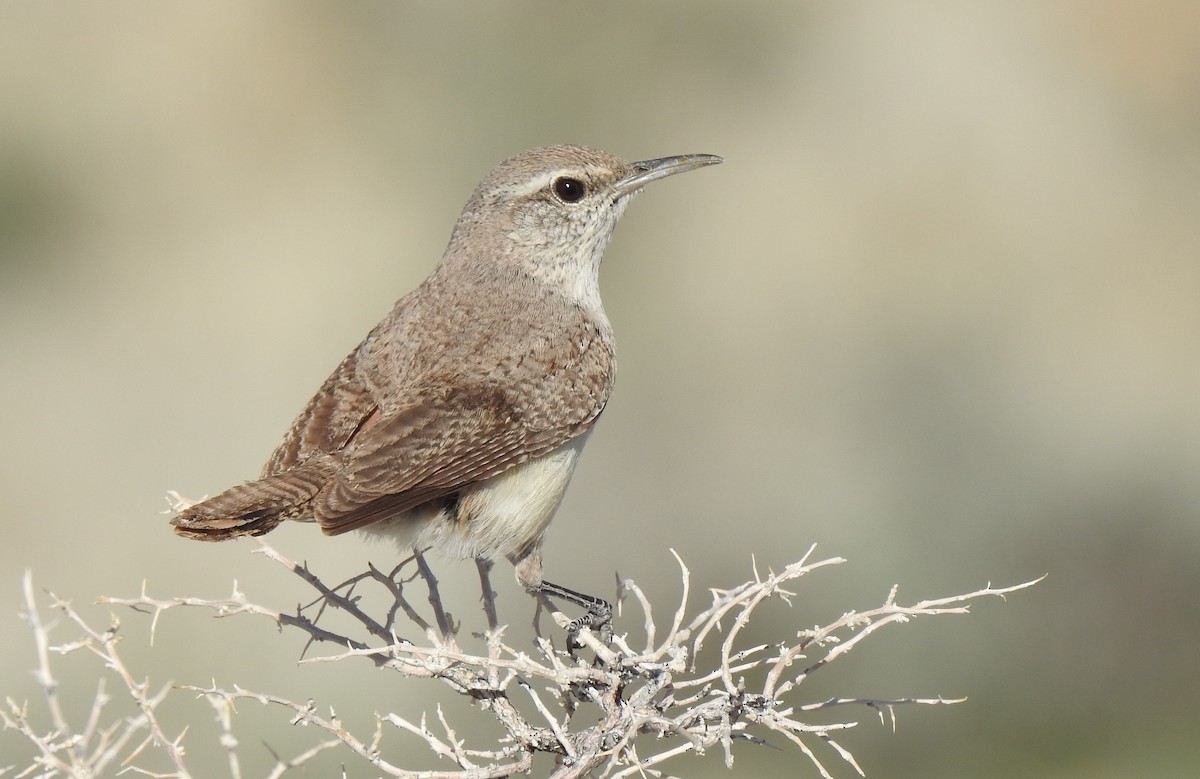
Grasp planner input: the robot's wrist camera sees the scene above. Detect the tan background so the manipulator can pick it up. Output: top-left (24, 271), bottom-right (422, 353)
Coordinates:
top-left (2, 2), bottom-right (1198, 777)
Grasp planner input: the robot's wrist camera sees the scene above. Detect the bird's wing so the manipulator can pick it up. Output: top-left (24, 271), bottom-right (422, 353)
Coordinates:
top-left (314, 380), bottom-right (600, 534)
top-left (264, 349), bottom-right (381, 476)
top-left (264, 282), bottom-right (616, 535)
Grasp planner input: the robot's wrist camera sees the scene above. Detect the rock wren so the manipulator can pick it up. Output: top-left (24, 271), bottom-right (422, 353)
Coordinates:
top-left (171, 144), bottom-right (721, 617)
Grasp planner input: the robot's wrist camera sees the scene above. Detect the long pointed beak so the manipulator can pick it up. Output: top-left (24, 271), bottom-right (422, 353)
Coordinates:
top-left (612, 153), bottom-right (723, 199)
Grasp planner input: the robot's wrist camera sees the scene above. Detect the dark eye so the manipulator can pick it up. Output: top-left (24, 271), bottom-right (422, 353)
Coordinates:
top-left (552, 177), bottom-right (587, 203)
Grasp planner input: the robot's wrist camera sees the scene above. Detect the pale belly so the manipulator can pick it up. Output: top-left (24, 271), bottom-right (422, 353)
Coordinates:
top-left (358, 432), bottom-right (591, 562)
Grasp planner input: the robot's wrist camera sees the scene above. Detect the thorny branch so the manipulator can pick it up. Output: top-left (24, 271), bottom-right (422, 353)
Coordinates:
top-left (2, 542), bottom-right (1041, 778)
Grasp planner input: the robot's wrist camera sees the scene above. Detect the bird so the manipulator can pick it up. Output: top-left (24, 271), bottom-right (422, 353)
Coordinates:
top-left (171, 144), bottom-right (721, 622)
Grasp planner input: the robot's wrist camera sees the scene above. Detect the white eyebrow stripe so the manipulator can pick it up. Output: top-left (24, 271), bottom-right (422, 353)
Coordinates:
top-left (495, 165), bottom-right (612, 199)
top-left (500, 171), bottom-right (558, 198)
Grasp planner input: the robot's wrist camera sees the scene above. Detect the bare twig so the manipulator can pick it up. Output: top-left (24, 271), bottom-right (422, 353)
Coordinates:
top-left (4, 545), bottom-right (1041, 778)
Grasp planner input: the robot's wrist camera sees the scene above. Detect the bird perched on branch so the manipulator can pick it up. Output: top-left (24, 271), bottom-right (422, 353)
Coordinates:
top-left (171, 144), bottom-right (721, 624)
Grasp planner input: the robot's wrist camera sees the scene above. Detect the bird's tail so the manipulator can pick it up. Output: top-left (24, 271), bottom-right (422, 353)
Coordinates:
top-left (170, 458), bottom-right (337, 541)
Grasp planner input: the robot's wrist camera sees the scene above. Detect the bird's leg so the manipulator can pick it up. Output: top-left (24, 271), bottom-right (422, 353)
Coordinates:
top-left (512, 549), bottom-right (613, 645)
top-left (537, 579), bottom-right (613, 644)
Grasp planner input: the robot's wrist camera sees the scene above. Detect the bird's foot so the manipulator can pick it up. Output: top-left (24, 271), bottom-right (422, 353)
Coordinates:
top-left (537, 579), bottom-right (613, 647)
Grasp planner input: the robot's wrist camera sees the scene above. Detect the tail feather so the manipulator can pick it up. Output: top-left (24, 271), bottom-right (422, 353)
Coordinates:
top-left (171, 458), bottom-right (337, 541)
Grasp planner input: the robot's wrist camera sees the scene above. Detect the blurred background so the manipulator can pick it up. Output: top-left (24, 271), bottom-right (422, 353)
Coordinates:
top-left (2, 2), bottom-right (1198, 777)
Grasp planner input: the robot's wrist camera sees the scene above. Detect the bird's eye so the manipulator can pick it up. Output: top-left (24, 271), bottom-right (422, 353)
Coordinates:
top-left (552, 177), bottom-right (587, 203)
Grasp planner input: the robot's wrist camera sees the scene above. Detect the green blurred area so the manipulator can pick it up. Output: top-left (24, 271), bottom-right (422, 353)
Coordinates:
top-left (2, 2), bottom-right (1198, 776)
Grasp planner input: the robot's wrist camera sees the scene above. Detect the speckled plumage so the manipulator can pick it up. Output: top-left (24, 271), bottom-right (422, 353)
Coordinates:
top-left (171, 145), bottom-right (720, 591)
